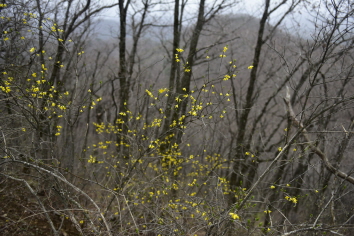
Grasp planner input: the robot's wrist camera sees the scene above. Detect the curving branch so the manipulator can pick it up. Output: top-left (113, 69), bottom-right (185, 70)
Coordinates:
top-left (284, 86), bottom-right (354, 185)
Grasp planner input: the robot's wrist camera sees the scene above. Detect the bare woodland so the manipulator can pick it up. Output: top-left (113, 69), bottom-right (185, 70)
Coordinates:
top-left (1, 0), bottom-right (354, 235)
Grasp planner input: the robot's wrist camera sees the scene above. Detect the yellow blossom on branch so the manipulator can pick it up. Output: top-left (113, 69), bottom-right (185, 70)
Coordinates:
top-left (285, 196), bottom-right (298, 204)
top-left (158, 88), bottom-right (168, 94)
top-left (229, 212), bottom-right (240, 220)
top-left (223, 74), bottom-right (230, 81)
top-left (0, 86), bottom-right (11, 93)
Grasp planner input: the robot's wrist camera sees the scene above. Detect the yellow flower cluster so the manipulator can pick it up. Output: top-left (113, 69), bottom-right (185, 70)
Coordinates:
top-left (285, 196), bottom-right (298, 204)
top-left (0, 86), bottom-right (11, 93)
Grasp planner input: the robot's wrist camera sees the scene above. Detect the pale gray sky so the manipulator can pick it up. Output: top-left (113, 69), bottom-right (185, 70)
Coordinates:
top-left (97, 0), bottom-right (320, 36)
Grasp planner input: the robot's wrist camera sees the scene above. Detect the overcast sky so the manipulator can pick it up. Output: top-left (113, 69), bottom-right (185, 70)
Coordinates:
top-left (99, 0), bottom-right (266, 19)
top-left (97, 0), bottom-right (320, 36)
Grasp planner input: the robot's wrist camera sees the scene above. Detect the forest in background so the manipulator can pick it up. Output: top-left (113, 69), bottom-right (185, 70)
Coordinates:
top-left (1, 0), bottom-right (354, 235)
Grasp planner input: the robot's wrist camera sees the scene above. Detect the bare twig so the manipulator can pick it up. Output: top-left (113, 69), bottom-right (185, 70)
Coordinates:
top-left (284, 86), bottom-right (354, 185)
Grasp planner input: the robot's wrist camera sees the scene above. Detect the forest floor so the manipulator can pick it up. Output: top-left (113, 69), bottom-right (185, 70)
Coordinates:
top-left (0, 178), bottom-right (80, 236)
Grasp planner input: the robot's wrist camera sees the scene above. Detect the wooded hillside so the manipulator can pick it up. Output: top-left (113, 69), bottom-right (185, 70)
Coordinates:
top-left (1, 0), bottom-right (354, 235)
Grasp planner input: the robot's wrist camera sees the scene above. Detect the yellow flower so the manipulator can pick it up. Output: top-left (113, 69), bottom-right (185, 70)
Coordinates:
top-left (285, 196), bottom-right (298, 204)
top-left (223, 75), bottom-right (230, 81)
top-left (291, 198), bottom-right (298, 204)
top-left (278, 147), bottom-right (282, 152)
top-left (29, 47), bottom-right (35, 53)
top-left (248, 65), bottom-right (254, 69)
top-left (176, 48), bottom-right (184, 52)
top-left (32, 73), bottom-right (37, 77)
top-left (229, 212), bottom-right (240, 220)
top-left (270, 185), bottom-right (275, 189)
top-left (0, 86), bottom-right (11, 93)
top-left (158, 88), bottom-right (167, 94)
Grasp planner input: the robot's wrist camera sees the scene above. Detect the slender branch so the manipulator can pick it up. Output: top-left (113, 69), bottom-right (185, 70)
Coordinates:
top-left (284, 86), bottom-right (354, 185)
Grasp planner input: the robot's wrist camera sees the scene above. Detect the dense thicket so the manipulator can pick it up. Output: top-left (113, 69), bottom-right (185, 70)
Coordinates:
top-left (1, 0), bottom-right (354, 235)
